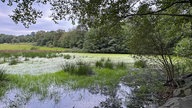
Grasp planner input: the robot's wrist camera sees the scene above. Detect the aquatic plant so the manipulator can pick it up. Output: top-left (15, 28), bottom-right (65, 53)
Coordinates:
top-left (61, 61), bottom-right (94, 76)
top-left (63, 54), bottom-right (71, 59)
top-left (134, 59), bottom-right (147, 68)
top-left (104, 58), bottom-right (114, 69)
top-left (0, 67), bottom-right (6, 81)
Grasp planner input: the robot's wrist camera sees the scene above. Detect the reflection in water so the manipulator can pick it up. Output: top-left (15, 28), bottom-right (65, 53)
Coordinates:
top-left (0, 83), bottom-right (131, 108)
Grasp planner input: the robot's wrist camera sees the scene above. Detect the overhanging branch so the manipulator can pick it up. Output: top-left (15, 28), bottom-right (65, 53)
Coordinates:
top-left (125, 13), bottom-right (192, 18)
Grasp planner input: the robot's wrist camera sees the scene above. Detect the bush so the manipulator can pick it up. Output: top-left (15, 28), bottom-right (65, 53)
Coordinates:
top-left (134, 60), bottom-right (147, 68)
top-left (174, 59), bottom-right (192, 77)
top-left (63, 54), bottom-right (71, 59)
top-left (61, 61), bottom-right (94, 76)
top-left (174, 37), bottom-right (192, 58)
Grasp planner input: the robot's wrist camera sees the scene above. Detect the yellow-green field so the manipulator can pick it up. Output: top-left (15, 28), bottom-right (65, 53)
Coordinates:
top-left (0, 43), bottom-right (66, 51)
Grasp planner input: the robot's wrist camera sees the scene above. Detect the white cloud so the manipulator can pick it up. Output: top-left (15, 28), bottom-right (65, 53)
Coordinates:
top-left (0, 3), bottom-right (77, 36)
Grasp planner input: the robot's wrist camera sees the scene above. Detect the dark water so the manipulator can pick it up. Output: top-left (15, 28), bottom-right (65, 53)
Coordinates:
top-left (0, 83), bottom-right (131, 108)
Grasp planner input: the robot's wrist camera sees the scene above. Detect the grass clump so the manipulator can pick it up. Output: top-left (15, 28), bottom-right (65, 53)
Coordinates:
top-left (116, 62), bottom-right (126, 69)
top-left (95, 60), bottom-right (104, 68)
top-left (61, 61), bottom-right (94, 76)
top-left (63, 54), bottom-right (71, 59)
top-left (104, 58), bottom-right (114, 69)
top-left (9, 57), bottom-right (20, 65)
top-left (134, 59), bottom-right (147, 68)
top-left (95, 58), bottom-right (126, 69)
top-left (0, 67), bottom-right (6, 81)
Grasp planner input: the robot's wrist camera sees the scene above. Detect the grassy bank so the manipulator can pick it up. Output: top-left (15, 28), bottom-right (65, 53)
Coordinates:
top-left (0, 43), bottom-right (66, 51)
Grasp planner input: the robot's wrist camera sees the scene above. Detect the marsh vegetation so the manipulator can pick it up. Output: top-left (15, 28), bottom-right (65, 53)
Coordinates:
top-left (0, 43), bottom-right (191, 108)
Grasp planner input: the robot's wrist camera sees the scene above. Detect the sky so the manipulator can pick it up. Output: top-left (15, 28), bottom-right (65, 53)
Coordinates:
top-left (0, 3), bottom-right (76, 36)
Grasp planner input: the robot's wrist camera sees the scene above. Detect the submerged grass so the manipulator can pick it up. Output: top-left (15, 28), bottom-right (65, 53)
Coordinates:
top-left (4, 68), bottom-right (127, 97)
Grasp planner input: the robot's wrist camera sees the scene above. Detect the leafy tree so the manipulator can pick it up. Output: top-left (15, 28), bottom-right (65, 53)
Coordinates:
top-left (59, 25), bottom-right (87, 49)
top-left (83, 25), bottom-right (129, 53)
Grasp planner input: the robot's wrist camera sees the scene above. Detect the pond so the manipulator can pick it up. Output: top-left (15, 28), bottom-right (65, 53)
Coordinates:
top-left (0, 53), bottom-right (136, 108)
top-left (0, 83), bottom-right (131, 108)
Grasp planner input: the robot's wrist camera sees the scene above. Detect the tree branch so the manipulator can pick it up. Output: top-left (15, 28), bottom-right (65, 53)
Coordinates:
top-left (124, 0), bottom-right (191, 18)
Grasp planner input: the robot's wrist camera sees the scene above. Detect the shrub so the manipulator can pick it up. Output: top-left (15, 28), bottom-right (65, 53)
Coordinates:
top-left (63, 54), bottom-right (71, 59)
top-left (134, 60), bottom-right (147, 68)
top-left (61, 61), bottom-right (94, 76)
top-left (174, 37), bottom-right (192, 58)
top-left (174, 59), bottom-right (192, 77)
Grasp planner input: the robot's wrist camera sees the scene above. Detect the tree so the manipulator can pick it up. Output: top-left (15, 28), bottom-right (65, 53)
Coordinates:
top-left (1, 0), bottom-right (191, 27)
top-left (59, 25), bottom-right (86, 49)
top-left (83, 25), bottom-right (129, 53)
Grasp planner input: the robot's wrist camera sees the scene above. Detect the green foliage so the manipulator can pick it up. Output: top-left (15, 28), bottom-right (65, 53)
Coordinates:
top-left (123, 69), bottom-right (165, 107)
top-left (83, 26), bottom-right (129, 53)
top-left (174, 37), bottom-right (192, 58)
top-left (174, 59), bottom-right (192, 77)
top-left (63, 54), bottom-right (71, 59)
top-left (59, 27), bottom-right (86, 49)
top-left (61, 61), bottom-right (94, 76)
top-left (134, 60), bottom-right (147, 68)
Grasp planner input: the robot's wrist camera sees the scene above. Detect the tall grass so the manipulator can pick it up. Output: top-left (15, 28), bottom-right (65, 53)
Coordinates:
top-left (9, 57), bottom-right (20, 65)
top-left (95, 58), bottom-right (127, 69)
top-left (61, 61), bottom-right (94, 76)
top-left (0, 67), bottom-right (6, 81)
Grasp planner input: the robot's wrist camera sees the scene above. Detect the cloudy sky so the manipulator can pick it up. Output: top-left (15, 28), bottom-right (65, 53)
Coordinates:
top-left (0, 3), bottom-right (76, 36)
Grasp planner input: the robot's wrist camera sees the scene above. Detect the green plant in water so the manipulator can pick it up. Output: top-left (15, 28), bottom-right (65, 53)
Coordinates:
top-left (9, 57), bottom-right (20, 65)
top-left (116, 62), bottom-right (126, 69)
top-left (104, 58), bottom-right (114, 69)
top-left (63, 54), bottom-right (71, 59)
top-left (61, 62), bottom-right (76, 74)
top-left (61, 61), bottom-right (94, 76)
top-left (0, 67), bottom-right (6, 81)
top-left (95, 60), bottom-right (104, 68)
top-left (134, 59), bottom-right (147, 68)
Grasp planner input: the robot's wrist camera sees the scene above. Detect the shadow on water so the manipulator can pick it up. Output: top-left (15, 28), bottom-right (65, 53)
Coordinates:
top-left (0, 83), bottom-right (131, 108)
